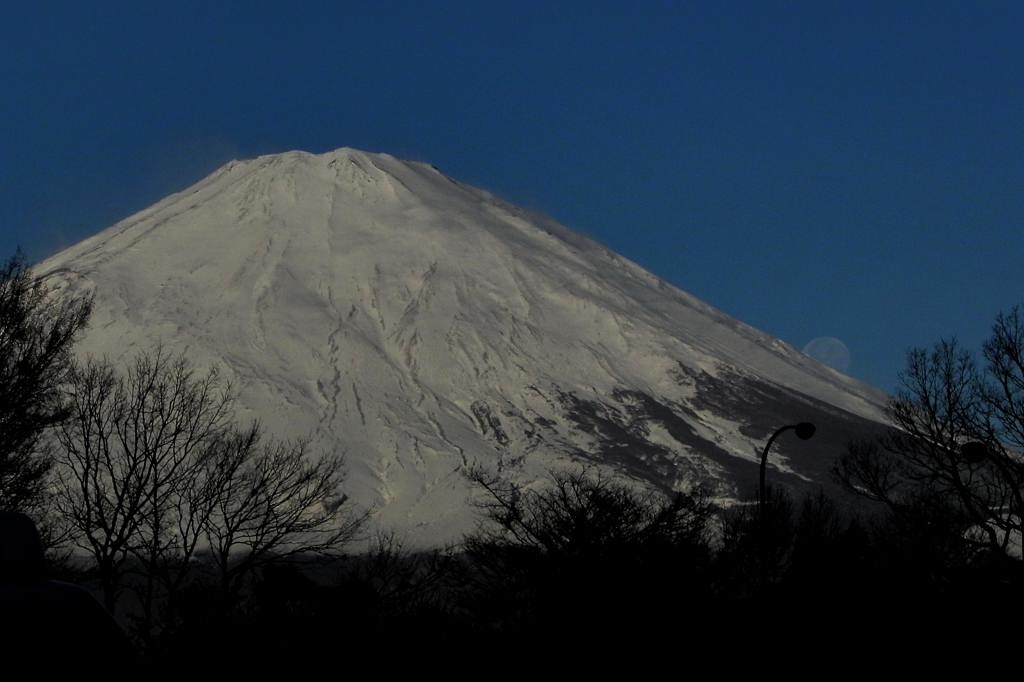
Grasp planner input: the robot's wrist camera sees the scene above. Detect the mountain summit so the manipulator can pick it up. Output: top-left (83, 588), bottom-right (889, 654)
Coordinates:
top-left (38, 147), bottom-right (887, 544)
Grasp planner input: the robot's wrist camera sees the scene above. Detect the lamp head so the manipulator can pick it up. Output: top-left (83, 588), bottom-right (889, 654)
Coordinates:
top-left (960, 441), bottom-right (989, 464)
top-left (795, 422), bottom-right (816, 440)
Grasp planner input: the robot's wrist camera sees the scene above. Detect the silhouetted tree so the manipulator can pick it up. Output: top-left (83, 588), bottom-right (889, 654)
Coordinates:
top-left (52, 348), bottom-right (233, 629)
top-left (462, 466), bottom-right (713, 642)
top-left (53, 346), bottom-right (365, 649)
top-left (467, 467), bottom-right (712, 554)
top-left (979, 307), bottom-right (1024, 536)
top-left (715, 485), bottom-right (795, 597)
top-left (202, 424), bottom-right (364, 605)
top-left (339, 532), bottom-right (454, 618)
top-left (0, 511), bottom-right (136, 662)
top-left (836, 308), bottom-right (1024, 559)
top-left (0, 250), bottom-right (92, 514)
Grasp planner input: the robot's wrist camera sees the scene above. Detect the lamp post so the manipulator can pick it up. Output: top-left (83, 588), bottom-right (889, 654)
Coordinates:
top-left (758, 422), bottom-right (816, 519)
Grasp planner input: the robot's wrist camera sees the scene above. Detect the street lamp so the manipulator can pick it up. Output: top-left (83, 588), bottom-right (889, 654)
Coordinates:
top-left (758, 422), bottom-right (816, 518)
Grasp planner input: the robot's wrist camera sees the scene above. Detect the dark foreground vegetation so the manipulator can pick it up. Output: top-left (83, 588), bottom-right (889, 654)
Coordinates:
top-left (2, 249), bottom-right (1023, 667)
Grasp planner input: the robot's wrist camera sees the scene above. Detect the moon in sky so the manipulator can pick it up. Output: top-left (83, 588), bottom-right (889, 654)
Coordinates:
top-left (802, 336), bottom-right (851, 373)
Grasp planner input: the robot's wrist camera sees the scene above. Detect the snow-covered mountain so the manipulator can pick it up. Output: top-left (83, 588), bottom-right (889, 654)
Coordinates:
top-left (37, 147), bottom-right (889, 546)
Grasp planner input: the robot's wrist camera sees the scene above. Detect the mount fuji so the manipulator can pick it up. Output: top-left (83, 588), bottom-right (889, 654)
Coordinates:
top-left (37, 147), bottom-right (888, 545)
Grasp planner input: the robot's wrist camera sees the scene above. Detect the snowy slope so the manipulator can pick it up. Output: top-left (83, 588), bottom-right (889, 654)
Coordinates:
top-left (37, 148), bottom-right (889, 546)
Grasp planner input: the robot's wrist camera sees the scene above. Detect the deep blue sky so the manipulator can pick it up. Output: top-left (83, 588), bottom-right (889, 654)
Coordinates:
top-left (2, 1), bottom-right (1021, 391)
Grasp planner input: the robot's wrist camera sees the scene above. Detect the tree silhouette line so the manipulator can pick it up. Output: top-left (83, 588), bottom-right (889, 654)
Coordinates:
top-left (2, 248), bottom-right (1023, 665)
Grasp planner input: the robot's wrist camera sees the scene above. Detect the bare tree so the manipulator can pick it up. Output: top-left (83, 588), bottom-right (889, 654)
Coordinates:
top-left (837, 310), bottom-right (1024, 557)
top-left (203, 424), bottom-right (364, 603)
top-left (123, 350), bottom-right (233, 638)
top-left (0, 251), bottom-right (92, 514)
top-left (343, 532), bottom-right (455, 616)
top-left (53, 345), bottom-right (364, 642)
top-left (466, 466), bottom-right (712, 554)
top-left (53, 349), bottom-right (233, 624)
top-left (979, 307), bottom-right (1024, 546)
top-left (461, 466), bottom-right (714, 638)
top-left (53, 359), bottom-right (138, 612)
